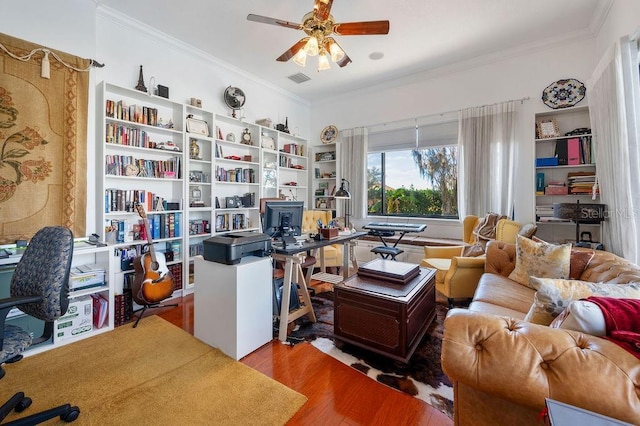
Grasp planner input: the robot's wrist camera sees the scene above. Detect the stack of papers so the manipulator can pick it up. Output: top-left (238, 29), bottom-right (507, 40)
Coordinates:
top-left (70, 264), bottom-right (106, 291)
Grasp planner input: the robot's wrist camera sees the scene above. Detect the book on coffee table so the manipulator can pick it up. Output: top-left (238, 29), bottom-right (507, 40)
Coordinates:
top-left (357, 258), bottom-right (420, 285)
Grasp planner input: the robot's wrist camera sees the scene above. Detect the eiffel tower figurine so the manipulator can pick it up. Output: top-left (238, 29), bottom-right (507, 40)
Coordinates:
top-left (135, 65), bottom-right (147, 93)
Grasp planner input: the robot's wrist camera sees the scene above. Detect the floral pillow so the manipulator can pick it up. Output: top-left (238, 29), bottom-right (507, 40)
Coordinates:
top-left (525, 277), bottom-right (640, 325)
top-left (508, 235), bottom-right (571, 286)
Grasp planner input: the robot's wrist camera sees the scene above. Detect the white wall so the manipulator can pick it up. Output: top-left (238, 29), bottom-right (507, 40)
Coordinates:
top-left (310, 38), bottom-right (598, 238)
top-left (595, 0), bottom-right (640, 59)
top-left (0, 0), bottom-right (97, 58)
top-left (0, 3), bottom-right (311, 237)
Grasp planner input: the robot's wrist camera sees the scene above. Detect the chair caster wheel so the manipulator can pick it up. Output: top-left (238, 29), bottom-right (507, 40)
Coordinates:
top-left (61, 406), bottom-right (80, 422)
top-left (15, 396), bottom-right (32, 412)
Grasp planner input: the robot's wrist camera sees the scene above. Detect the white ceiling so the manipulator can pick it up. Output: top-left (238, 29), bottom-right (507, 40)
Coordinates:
top-left (98, 0), bottom-right (609, 104)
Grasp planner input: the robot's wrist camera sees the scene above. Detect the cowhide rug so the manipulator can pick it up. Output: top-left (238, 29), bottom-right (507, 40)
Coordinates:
top-left (288, 291), bottom-right (453, 418)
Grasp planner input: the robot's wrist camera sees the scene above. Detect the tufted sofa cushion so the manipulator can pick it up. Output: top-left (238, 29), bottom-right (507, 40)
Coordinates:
top-left (442, 309), bottom-right (640, 425)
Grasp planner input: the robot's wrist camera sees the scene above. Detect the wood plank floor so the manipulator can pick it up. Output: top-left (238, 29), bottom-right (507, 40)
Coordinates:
top-left (157, 293), bottom-right (452, 425)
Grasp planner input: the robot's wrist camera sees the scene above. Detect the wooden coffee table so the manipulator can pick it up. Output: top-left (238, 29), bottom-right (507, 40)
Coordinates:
top-left (333, 267), bottom-right (436, 363)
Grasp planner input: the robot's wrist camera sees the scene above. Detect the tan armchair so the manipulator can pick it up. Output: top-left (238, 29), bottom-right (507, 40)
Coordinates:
top-left (420, 215), bottom-right (527, 308)
top-left (301, 210), bottom-right (342, 270)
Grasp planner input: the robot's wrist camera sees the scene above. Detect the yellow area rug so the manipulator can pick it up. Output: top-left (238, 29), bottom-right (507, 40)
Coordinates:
top-left (0, 315), bottom-right (306, 425)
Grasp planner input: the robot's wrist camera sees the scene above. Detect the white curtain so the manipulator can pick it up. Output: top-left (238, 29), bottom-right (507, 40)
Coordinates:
top-left (339, 127), bottom-right (368, 222)
top-left (588, 36), bottom-right (640, 262)
top-left (457, 101), bottom-right (517, 219)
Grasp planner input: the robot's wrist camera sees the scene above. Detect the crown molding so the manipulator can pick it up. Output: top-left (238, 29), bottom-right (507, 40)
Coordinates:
top-left (314, 28), bottom-right (596, 108)
top-left (588, 0), bottom-right (614, 35)
top-left (95, 6), bottom-right (310, 107)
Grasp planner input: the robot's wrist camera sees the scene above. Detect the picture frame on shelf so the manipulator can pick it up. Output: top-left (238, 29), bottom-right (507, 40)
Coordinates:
top-left (536, 118), bottom-right (560, 139)
top-left (186, 116), bottom-right (209, 136)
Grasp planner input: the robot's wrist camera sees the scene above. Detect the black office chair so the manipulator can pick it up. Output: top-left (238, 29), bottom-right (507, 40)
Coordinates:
top-left (0, 226), bottom-right (80, 424)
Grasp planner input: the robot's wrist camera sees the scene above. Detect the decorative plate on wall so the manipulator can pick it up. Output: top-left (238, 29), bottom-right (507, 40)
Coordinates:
top-left (541, 78), bottom-right (586, 109)
top-left (321, 125), bottom-right (338, 144)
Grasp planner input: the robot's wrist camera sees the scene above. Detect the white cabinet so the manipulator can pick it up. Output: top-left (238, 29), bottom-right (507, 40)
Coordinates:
top-left (194, 256), bottom-right (272, 360)
top-left (0, 241), bottom-right (113, 356)
top-left (534, 106), bottom-right (600, 244)
top-left (311, 143), bottom-right (339, 212)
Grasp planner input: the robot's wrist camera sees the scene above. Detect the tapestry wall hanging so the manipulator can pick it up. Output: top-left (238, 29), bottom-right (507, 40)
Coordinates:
top-left (0, 32), bottom-right (88, 244)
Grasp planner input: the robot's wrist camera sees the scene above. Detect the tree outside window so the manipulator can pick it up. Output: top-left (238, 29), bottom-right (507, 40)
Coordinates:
top-left (367, 146), bottom-right (458, 218)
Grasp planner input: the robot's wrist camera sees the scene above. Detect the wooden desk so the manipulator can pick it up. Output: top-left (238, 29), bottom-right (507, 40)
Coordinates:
top-left (271, 231), bottom-right (367, 342)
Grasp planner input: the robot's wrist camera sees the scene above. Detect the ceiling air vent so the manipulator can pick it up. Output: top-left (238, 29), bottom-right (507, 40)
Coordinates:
top-left (287, 72), bottom-right (311, 84)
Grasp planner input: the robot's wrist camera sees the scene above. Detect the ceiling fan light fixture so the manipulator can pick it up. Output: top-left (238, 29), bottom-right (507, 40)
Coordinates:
top-left (318, 52), bottom-right (331, 71)
top-left (304, 36), bottom-right (319, 57)
top-left (293, 49), bottom-right (307, 67)
top-left (329, 42), bottom-right (344, 63)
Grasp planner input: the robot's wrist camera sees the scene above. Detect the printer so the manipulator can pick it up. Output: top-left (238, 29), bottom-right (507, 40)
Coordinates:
top-left (203, 231), bottom-right (271, 265)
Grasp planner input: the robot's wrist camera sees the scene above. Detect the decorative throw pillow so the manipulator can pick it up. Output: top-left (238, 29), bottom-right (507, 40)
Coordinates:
top-left (508, 235), bottom-right (571, 286)
top-left (461, 243), bottom-right (485, 257)
top-left (549, 300), bottom-right (606, 336)
top-left (525, 277), bottom-right (640, 325)
top-left (518, 223), bottom-right (538, 239)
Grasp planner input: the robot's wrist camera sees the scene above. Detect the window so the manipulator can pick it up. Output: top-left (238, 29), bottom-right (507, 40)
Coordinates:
top-left (367, 118), bottom-right (459, 219)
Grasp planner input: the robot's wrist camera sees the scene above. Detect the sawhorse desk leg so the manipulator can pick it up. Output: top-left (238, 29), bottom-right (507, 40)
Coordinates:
top-left (273, 253), bottom-right (316, 343)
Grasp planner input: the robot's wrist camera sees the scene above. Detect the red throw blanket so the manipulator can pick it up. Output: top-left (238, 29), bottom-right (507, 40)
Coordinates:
top-left (586, 296), bottom-right (640, 359)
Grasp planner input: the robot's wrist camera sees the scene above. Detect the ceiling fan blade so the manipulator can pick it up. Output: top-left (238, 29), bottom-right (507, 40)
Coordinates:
top-left (333, 21), bottom-right (390, 36)
top-left (313, 0), bottom-right (334, 22)
top-left (247, 14), bottom-right (302, 30)
top-left (276, 38), bottom-right (309, 62)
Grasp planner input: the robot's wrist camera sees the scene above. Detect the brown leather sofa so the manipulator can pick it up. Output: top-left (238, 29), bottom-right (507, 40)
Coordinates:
top-left (441, 240), bottom-right (640, 426)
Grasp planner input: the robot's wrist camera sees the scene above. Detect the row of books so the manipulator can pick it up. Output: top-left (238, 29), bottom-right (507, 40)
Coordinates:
top-left (105, 123), bottom-right (158, 147)
top-left (215, 166), bottom-right (256, 183)
top-left (108, 212), bottom-right (182, 243)
top-left (104, 188), bottom-right (176, 213)
top-left (282, 143), bottom-right (305, 157)
top-left (167, 263), bottom-right (183, 291)
top-left (114, 289), bottom-right (133, 327)
top-left (189, 219), bottom-right (210, 235)
top-left (215, 213), bottom-right (249, 232)
top-left (106, 99), bottom-right (160, 127)
top-left (105, 155), bottom-right (182, 179)
top-left (189, 241), bottom-right (204, 257)
top-left (279, 156), bottom-right (305, 169)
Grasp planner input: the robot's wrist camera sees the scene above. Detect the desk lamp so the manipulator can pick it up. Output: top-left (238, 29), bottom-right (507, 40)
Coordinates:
top-left (334, 178), bottom-right (351, 230)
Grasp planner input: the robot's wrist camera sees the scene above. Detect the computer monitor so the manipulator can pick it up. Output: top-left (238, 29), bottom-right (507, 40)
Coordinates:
top-left (263, 200), bottom-right (304, 246)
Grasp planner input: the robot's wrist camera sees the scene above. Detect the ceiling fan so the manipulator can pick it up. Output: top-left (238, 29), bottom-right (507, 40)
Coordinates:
top-left (247, 0), bottom-right (389, 71)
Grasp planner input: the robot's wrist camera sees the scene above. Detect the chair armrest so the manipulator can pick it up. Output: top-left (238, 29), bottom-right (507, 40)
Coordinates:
top-left (442, 309), bottom-right (640, 424)
top-left (0, 295), bottom-right (43, 346)
top-left (449, 256), bottom-right (485, 269)
top-left (0, 295), bottom-right (43, 318)
top-left (423, 245), bottom-right (464, 259)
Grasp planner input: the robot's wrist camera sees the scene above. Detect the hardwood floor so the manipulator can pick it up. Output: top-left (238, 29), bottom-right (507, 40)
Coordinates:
top-left (157, 293), bottom-right (452, 426)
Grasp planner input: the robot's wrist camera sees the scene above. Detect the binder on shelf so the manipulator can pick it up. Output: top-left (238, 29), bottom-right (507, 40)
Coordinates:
top-left (91, 293), bottom-right (108, 329)
top-left (555, 140), bottom-right (568, 166)
top-left (567, 138), bottom-right (580, 165)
